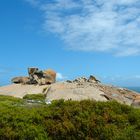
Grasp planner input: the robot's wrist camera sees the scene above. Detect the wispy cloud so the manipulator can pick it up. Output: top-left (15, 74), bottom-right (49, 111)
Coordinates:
top-left (26, 0), bottom-right (140, 56)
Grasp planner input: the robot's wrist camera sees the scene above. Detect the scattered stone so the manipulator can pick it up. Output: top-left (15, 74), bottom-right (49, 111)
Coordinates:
top-left (66, 80), bottom-right (72, 83)
top-left (73, 77), bottom-right (87, 83)
top-left (71, 75), bottom-right (100, 85)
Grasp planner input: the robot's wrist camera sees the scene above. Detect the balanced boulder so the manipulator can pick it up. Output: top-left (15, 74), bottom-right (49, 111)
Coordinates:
top-left (11, 67), bottom-right (56, 85)
top-left (28, 68), bottom-right (40, 84)
top-left (43, 69), bottom-right (56, 84)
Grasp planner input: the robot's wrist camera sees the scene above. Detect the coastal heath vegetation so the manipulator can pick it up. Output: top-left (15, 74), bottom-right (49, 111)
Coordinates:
top-left (0, 95), bottom-right (140, 139)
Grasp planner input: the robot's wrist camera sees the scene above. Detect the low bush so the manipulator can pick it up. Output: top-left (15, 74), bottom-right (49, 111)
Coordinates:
top-left (0, 96), bottom-right (140, 139)
top-left (23, 93), bottom-right (45, 102)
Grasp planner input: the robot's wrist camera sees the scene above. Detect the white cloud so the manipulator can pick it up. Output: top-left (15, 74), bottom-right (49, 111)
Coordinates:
top-left (56, 73), bottom-right (67, 80)
top-left (26, 0), bottom-right (140, 56)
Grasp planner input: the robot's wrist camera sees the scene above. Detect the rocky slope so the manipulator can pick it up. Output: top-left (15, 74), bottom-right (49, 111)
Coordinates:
top-left (0, 75), bottom-right (140, 107)
top-left (46, 76), bottom-right (139, 106)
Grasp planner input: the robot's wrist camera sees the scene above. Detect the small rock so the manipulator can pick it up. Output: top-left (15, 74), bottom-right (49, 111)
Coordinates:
top-left (66, 80), bottom-right (72, 83)
top-left (73, 77), bottom-right (87, 83)
top-left (88, 75), bottom-right (100, 83)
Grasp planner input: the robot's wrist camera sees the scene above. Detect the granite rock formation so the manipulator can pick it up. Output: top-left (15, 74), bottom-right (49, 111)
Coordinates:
top-left (66, 75), bottom-right (100, 84)
top-left (7, 73), bottom-right (140, 107)
top-left (11, 68), bottom-right (56, 85)
top-left (43, 69), bottom-right (56, 84)
top-left (45, 76), bottom-right (139, 106)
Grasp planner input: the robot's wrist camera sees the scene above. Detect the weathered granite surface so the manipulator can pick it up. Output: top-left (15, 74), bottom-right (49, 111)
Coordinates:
top-left (1, 75), bottom-right (139, 107)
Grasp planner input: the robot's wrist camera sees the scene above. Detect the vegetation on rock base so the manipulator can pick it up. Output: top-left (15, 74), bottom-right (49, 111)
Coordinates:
top-left (23, 93), bottom-right (46, 102)
top-left (0, 95), bottom-right (140, 139)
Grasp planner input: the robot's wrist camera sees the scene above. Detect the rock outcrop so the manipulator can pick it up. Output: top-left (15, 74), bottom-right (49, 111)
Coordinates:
top-left (66, 75), bottom-right (100, 84)
top-left (28, 68), bottom-right (39, 84)
top-left (88, 75), bottom-right (101, 83)
top-left (45, 76), bottom-right (139, 105)
top-left (43, 69), bottom-right (56, 84)
top-left (73, 77), bottom-right (88, 84)
top-left (6, 73), bottom-right (140, 107)
top-left (11, 68), bottom-right (56, 85)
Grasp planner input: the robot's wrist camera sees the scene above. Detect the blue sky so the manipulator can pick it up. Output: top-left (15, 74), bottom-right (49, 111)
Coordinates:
top-left (0, 0), bottom-right (140, 86)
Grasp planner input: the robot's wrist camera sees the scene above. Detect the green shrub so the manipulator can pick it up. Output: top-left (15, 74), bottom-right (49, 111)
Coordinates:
top-left (0, 96), bottom-right (140, 139)
top-left (0, 95), bottom-right (24, 107)
top-left (23, 93), bottom-right (45, 102)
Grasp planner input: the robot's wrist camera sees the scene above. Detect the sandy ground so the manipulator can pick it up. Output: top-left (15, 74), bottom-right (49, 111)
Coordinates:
top-left (0, 84), bottom-right (48, 98)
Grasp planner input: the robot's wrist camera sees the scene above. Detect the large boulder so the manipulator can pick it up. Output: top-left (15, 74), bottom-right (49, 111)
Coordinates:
top-left (12, 68), bottom-right (56, 85)
top-left (31, 73), bottom-right (45, 85)
top-left (28, 68), bottom-right (39, 84)
top-left (28, 68), bottom-right (56, 85)
top-left (43, 69), bottom-right (56, 84)
top-left (11, 77), bottom-right (30, 84)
